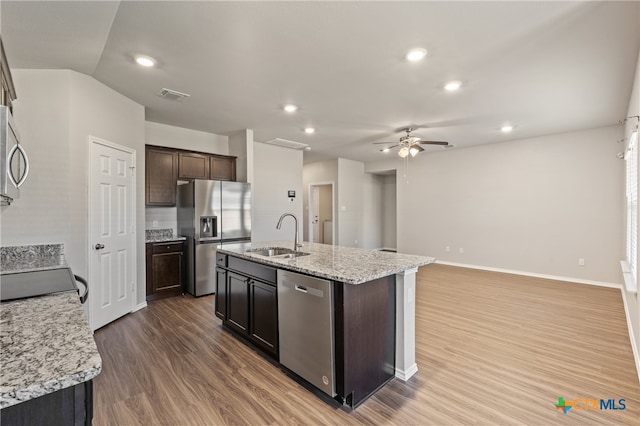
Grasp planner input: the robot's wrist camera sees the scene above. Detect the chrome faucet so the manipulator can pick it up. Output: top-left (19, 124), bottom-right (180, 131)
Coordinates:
top-left (276, 213), bottom-right (302, 252)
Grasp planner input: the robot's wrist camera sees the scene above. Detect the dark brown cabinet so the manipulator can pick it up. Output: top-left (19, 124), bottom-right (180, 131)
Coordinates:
top-left (145, 145), bottom-right (237, 207)
top-left (145, 147), bottom-right (177, 206)
top-left (217, 256), bottom-right (278, 358)
top-left (1, 380), bottom-right (93, 426)
top-left (178, 152), bottom-right (209, 180)
top-left (226, 271), bottom-right (249, 333)
top-left (146, 241), bottom-right (185, 301)
top-left (249, 279), bottom-right (278, 354)
top-left (210, 154), bottom-right (236, 181)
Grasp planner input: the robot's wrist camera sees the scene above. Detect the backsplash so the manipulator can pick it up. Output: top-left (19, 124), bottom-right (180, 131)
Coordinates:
top-left (0, 244), bottom-right (64, 265)
top-left (145, 229), bottom-right (174, 241)
top-left (0, 244), bottom-right (66, 274)
top-left (145, 207), bottom-right (177, 235)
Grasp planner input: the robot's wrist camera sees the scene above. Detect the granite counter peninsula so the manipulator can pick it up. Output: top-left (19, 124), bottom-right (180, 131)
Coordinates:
top-left (216, 240), bottom-right (434, 408)
top-left (0, 244), bottom-right (101, 425)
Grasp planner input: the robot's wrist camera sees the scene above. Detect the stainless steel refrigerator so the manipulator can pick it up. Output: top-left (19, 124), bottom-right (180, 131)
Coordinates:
top-left (177, 180), bottom-right (251, 296)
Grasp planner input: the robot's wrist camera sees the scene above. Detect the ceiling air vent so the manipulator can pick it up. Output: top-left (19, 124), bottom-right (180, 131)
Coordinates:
top-left (264, 138), bottom-right (309, 150)
top-left (156, 88), bottom-right (191, 102)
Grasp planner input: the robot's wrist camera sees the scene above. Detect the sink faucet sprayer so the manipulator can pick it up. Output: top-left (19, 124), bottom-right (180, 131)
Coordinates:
top-left (276, 213), bottom-right (302, 252)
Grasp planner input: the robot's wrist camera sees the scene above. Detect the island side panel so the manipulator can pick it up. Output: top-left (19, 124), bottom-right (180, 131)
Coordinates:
top-left (334, 275), bottom-right (395, 407)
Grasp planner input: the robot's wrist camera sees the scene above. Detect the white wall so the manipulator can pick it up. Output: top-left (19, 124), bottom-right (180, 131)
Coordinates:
top-left (252, 142), bottom-right (303, 244)
top-left (228, 129), bottom-right (253, 183)
top-left (367, 125), bottom-right (624, 284)
top-left (382, 174), bottom-right (397, 249)
top-left (302, 159), bottom-right (338, 241)
top-left (145, 121), bottom-right (228, 154)
top-left (361, 173), bottom-right (383, 249)
top-left (337, 158), bottom-right (365, 248)
top-left (626, 47), bottom-right (640, 372)
top-left (1, 70), bottom-right (71, 247)
top-left (0, 69), bottom-right (147, 304)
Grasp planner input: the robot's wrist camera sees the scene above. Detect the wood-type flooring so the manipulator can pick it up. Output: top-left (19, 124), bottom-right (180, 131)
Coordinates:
top-left (93, 264), bottom-right (640, 425)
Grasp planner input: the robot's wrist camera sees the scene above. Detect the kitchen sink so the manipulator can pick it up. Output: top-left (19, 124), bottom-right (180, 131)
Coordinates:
top-left (246, 247), bottom-right (310, 258)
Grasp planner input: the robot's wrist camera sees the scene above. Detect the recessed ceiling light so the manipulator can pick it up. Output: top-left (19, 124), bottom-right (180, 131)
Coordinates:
top-left (501, 125), bottom-right (514, 133)
top-left (283, 104), bottom-right (298, 113)
top-left (304, 127), bottom-right (315, 134)
top-left (382, 147), bottom-right (390, 153)
top-left (135, 55), bottom-right (156, 67)
top-left (304, 146), bottom-right (311, 151)
top-left (444, 81), bottom-right (462, 91)
top-left (406, 48), bottom-right (427, 62)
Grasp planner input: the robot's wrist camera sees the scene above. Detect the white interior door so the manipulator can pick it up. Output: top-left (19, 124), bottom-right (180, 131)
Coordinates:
top-left (311, 186), bottom-right (321, 243)
top-left (89, 137), bottom-right (136, 330)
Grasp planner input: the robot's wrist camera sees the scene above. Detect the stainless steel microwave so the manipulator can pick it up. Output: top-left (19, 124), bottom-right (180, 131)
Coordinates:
top-left (0, 105), bottom-right (28, 205)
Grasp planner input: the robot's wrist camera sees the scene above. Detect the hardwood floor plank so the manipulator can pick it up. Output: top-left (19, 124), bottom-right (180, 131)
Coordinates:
top-left (93, 264), bottom-right (640, 425)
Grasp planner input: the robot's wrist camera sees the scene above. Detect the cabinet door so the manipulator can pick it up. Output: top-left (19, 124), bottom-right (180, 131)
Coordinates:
top-left (227, 271), bottom-right (249, 333)
top-left (249, 279), bottom-right (278, 356)
top-left (209, 155), bottom-right (236, 181)
top-left (215, 268), bottom-right (227, 320)
top-left (146, 147), bottom-right (177, 206)
top-left (178, 152), bottom-right (209, 180)
top-left (151, 252), bottom-right (183, 293)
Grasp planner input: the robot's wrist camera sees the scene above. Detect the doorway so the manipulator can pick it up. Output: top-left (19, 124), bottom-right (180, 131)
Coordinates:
top-left (309, 182), bottom-right (334, 245)
top-left (88, 136), bottom-right (137, 330)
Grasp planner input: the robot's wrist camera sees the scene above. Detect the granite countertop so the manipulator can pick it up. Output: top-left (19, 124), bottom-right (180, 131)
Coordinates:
top-left (217, 240), bottom-right (435, 284)
top-left (0, 292), bottom-right (102, 408)
top-left (0, 244), bottom-right (68, 275)
top-left (145, 228), bottom-right (186, 243)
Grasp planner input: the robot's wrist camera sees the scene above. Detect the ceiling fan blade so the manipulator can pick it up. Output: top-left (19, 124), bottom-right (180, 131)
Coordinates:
top-left (379, 144), bottom-right (400, 151)
top-left (419, 141), bottom-right (449, 146)
top-left (373, 141), bottom-right (397, 144)
top-left (412, 145), bottom-right (425, 152)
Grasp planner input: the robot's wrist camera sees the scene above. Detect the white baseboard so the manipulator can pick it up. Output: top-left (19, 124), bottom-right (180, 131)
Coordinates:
top-left (132, 301), bottom-right (147, 312)
top-left (395, 363), bottom-right (418, 381)
top-left (620, 288), bottom-right (640, 384)
top-left (434, 260), bottom-right (622, 289)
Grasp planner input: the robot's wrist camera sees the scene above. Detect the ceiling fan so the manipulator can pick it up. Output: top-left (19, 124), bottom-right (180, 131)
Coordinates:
top-left (375, 127), bottom-right (449, 158)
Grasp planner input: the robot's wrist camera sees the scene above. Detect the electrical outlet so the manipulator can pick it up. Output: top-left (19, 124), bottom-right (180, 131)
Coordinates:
top-left (578, 258), bottom-right (585, 266)
top-left (152, 220), bottom-right (158, 228)
top-left (459, 248), bottom-right (464, 254)
top-left (445, 246), bottom-right (450, 252)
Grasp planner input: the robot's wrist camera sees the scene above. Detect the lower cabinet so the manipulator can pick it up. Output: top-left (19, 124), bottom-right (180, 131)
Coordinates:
top-left (146, 241), bottom-right (185, 301)
top-left (216, 256), bottom-right (278, 358)
top-left (226, 271), bottom-right (249, 333)
top-left (0, 380), bottom-right (93, 426)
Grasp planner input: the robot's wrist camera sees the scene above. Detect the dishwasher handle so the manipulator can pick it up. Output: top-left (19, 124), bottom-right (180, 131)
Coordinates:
top-left (295, 285), bottom-right (308, 293)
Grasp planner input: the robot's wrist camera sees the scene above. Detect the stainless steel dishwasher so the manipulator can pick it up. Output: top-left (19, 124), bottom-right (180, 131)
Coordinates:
top-left (277, 270), bottom-right (335, 397)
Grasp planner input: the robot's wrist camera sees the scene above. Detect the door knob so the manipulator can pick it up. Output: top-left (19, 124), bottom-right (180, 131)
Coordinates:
top-left (95, 243), bottom-right (105, 250)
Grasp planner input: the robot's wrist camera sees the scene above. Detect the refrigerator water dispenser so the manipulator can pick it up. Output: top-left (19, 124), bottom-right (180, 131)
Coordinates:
top-left (200, 216), bottom-right (217, 238)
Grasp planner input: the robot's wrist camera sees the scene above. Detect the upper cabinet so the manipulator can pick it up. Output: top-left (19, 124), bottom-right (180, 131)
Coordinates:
top-left (146, 146), bottom-right (178, 206)
top-left (146, 145), bottom-right (237, 206)
top-left (178, 152), bottom-right (209, 180)
top-left (210, 154), bottom-right (236, 181)
top-left (0, 37), bottom-right (17, 112)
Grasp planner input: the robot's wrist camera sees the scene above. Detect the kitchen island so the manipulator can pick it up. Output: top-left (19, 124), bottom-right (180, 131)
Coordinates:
top-left (216, 240), bottom-right (434, 407)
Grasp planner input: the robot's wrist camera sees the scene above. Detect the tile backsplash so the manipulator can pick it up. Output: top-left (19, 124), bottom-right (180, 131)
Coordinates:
top-left (145, 207), bottom-right (177, 235)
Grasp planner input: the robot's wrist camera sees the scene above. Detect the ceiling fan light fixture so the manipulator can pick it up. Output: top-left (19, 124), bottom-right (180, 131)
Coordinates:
top-left (409, 146), bottom-right (422, 157)
top-left (406, 48), bottom-right (427, 62)
top-left (444, 80), bottom-right (462, 91)
top-left (398, 146), bottom-right (410, 158)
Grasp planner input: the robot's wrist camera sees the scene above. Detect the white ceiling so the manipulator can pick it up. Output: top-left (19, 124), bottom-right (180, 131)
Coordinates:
top-left (2, 1), bottom-right (639, 163)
